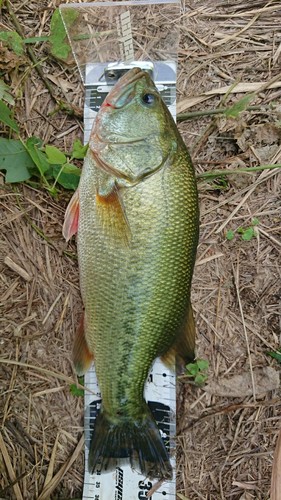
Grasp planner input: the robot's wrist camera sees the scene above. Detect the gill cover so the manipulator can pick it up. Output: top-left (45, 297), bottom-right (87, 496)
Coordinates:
top-left (89, 68), bottom-right (177, 185)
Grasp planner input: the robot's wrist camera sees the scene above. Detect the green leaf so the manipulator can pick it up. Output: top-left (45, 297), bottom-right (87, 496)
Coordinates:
top-left (49, 8), bottom-right (78, 60)
top-left (194, 373), bottom-right (208, 385)
top-left (224, 93), bottom-right (255, 119)
top-left (268, 350), bottom-right (281, 364)
top-left (252, 217), bottom-right (260, 226)
top-left (71, 139), bottom-right (88, 159)
top-left (241, 227), bottom-right (255, 241)
top-left (69, 376), bottom-right (84, 397)
top-left (213, 176), bottom-right (229, 190)
top-left (185, 362), bottom-right (199, 377)
top-left (0, 80), bottom-right (14, 105)
top-left (186, 358), bottom-right (209, 383)
top-left (52, 163), bottom-right (80, 190)
top-left (59, 163), bottom-right (81, 175)
top-left (45, 145), bottom-right (67, 165)
top-left (69, 384), bottom-right (84, 397)
top-left (226, 229), bottom-right (235, 241)
top-left (0, 138), bottom-right (34, 182)
top-left (0, 100), bottom-right (19, 132)
top-left (196, 359), bottom-right (209, 371)
top-left (26, 137), bottom-right (51, 175)
top-left (0, 31), bottom-right (24, 56)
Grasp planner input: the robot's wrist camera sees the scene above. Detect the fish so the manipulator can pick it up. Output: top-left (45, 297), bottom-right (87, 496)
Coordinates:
top-left (63, 67), bottom-right (199, 480)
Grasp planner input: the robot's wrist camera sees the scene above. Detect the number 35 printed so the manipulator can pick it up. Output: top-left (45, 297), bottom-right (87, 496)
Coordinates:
top-left (138, 480), bottom-right (152, 499)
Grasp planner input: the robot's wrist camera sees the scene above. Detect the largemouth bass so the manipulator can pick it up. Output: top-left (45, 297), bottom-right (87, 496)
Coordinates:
top-left (63, 68), bottom-right (199, 480)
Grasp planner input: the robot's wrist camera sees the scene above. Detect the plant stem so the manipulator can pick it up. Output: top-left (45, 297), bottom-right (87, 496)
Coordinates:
top-left (197, 163), bottom-right (281, 180)
top-left (23, 36), bottom-right (49, 44)
top-left (177, 105), bottom-right (261, 122)
top-left (23, 29), bottom-right (114, 45)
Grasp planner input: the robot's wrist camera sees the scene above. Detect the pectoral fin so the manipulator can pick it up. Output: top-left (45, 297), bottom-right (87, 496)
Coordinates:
top-left (161, 301), bottom-right (196, 371)
top-left (73, 313), bottom-right (94, 376)
top-left (63, 189), bottom-right (79, 241)
top-left (96, 186), bottom-right (131, 245)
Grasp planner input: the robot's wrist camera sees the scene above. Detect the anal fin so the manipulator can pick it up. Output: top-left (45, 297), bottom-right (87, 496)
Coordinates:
top-left (72, 313), bottom-right (94, 376)
top-left (161, 301), bottom-right (196, 372)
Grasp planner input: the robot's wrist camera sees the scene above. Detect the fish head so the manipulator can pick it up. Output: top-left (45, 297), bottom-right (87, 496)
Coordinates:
top-left (90, 67), bottom-right (178, 185)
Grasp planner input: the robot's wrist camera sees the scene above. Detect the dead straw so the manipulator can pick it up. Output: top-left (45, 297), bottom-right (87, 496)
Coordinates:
top-left (37, 435), bottom-right (84, 500)
top-left (0, 433), bottom-right (24, 500)
top-left (271, 428), bottom-right (281, 500)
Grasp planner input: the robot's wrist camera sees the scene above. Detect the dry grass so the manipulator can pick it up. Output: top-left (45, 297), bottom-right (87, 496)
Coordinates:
top-left (0, 184), bottom-right (84, 499)
top-left (1, 0), bottom-right (281, 499)
top-left (177, 1), bottom-right (281, 499)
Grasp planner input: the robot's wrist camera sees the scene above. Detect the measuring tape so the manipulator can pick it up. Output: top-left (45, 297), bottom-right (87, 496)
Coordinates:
top-left (82, 61), bottom-right (177, 500)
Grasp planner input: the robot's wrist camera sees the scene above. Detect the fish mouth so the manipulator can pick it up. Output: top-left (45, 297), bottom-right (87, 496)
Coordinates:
top-left (92, 130), bottom-right (150, 146)
top-left (103, 67), bottom-right (148, 109)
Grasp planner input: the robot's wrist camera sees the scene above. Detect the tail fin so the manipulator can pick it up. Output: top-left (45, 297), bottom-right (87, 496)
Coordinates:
top-left (89, 407), bottom-right (172, 480)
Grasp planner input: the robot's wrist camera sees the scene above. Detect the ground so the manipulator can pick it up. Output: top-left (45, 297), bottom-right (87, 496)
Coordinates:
top-left (0, 1), bottom-right (281, 499)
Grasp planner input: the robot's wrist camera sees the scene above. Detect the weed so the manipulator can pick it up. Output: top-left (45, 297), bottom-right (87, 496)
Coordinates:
top-left (0, 83), bottom-right (87, 193)
top-left (69, 376), bottom-right (84, 397)
top-left (0, 8), bottom-right (77, 61)
top-left (267, 349), bottom-right (281, 364)
top-left (0, 79), bottom-right (15, 105)
top-left (226, 229), bottom-right (235, 241)
top-left (223, 93), bottom-right (255, 119)
top-left (226, 218), bottom-right (259, 242)
top-left (185, 358), bottom-right (209, 386)
top-left (0, 30), bottom-right (24, 55)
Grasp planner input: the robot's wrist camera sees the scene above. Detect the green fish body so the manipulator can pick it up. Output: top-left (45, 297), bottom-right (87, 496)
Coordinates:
top-left (63, 68), bottom-right (199, 480)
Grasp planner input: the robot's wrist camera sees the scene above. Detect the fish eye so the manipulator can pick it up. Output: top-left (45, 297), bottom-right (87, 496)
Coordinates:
top-left (141, 93), bottom-right (156, 106)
